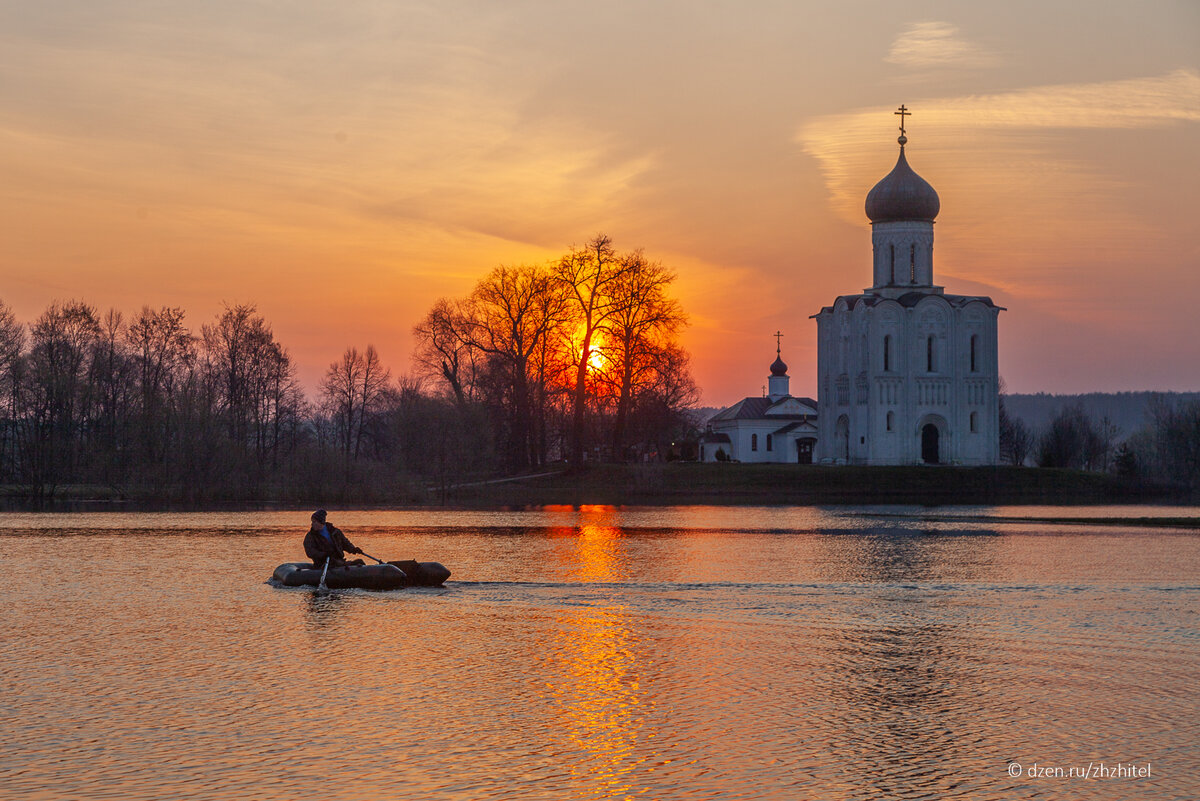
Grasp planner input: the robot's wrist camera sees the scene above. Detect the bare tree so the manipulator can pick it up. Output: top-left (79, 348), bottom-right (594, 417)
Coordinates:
top-left (1148, 396), bottom-right (1200, 493)
top-left (412, 298), bottom-right (479, 411)
top-left (202, 303), bottom-right (261, 445)
top-left (127, 306), bottom-right (195, 465)
top-left (599, 251), bottom-right (687, 459)
top-left (554, 234), bottom-right (632, 466)
top-left (321, 345), bottom-right (392, 466)
top-left (999, 392), bottom-right (1033, 466)
top-left (627, 342), bottom-right (701, 460)
top-left (26, 301), bottom-right (102, 489)
top-left (200, 304), bottom-right (300, 489)
top-left (0, 301), bottom-right (25, 481)
top-left (1036, 404), bottom-right (1103, 470)
top-left (466, 264), bottom-right (570, 470)
top-left (85, 308), bottom-right (134, 483)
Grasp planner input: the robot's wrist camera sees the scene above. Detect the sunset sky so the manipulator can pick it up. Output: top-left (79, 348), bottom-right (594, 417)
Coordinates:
top-left (1, 1), bottom-right (1197, 406)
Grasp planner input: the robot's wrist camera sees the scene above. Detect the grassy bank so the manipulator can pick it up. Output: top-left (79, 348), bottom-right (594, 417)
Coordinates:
top-left (2, 464), bottom-right (1188, 510)
top-left (434, 464), bottom-right (1186, 507)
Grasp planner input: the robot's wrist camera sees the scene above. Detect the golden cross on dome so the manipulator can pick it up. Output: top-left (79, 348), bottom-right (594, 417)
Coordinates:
top-left (895, 104), bottom-right (910, 135)
top-left (774, 330), bottom-right (783, 354)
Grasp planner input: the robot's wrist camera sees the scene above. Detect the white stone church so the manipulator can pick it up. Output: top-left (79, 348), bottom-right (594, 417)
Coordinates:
top-left (704, 110), bottom-right (1003, 465)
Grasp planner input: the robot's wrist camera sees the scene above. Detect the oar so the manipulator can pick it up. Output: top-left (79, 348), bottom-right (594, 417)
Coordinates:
top-left (318, 557), bottom-right (331, 591)
top-left (360, 551), bottom-right (408, 575)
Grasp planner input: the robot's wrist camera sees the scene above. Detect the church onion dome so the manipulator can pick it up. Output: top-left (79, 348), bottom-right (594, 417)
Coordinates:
top-left (865, 146), bottom-right (940, 223)
top-left (770, 355), bottom-right (788, 376)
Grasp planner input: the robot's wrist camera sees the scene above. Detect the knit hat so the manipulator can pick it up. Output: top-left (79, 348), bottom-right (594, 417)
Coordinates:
top-left (311, 509), bottom-right (327, 523)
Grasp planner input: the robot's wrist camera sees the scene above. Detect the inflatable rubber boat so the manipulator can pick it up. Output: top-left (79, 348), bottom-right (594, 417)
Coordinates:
top-left (272, 560), bottom-right (450, 591)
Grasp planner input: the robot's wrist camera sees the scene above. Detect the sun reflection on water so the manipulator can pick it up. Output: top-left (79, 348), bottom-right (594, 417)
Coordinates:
top-left (543, 508), bottom-right (659, 798)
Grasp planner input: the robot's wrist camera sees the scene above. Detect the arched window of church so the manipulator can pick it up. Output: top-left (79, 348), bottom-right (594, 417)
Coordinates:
top-left (886, 411), bottom-right (894, 431)
top-left (970, 411), bottom-right (979, 432)
top-left (927, 336), bottom-right (936, 372)
top-left (751, 433), bottom-right (758, 451)
top-left (766, 434), bottom-right (773, 451)
top-left (970, 334), bottom-right (979, 372)
top-left (910, 243), bottom-right (916, 282)
top-left (884, 335), bottom-right (892, 371)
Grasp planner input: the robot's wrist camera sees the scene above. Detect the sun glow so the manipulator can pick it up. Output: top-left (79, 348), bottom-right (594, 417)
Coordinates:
top-left (573, 325), bottom-right (608, 372)
top-left (587, 344), bottom-right (607, 372)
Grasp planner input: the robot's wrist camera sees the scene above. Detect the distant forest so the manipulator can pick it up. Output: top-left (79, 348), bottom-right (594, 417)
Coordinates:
top-left (1003, 392), bottom-right (1200, 439)
top-left (0, 236), bottom-right (699, 503)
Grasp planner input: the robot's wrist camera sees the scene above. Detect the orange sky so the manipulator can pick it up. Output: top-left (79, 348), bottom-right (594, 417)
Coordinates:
top-left (1, 2), bottom-right (1197, 406)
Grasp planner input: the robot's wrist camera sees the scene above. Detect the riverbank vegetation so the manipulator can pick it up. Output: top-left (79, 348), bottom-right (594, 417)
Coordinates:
top-left (0, 236), bottom-right (698, 504)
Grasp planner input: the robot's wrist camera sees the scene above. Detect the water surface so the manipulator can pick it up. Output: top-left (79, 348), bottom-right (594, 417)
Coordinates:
top-left (2, 506), bottom-right (1196, 800)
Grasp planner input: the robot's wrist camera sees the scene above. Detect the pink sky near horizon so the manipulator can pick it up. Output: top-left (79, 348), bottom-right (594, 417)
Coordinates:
top-left (0, 1), bottom-right (1197, 407)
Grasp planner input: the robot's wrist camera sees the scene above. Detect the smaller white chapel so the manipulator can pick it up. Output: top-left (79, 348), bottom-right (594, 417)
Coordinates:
top-left (699, 337), bottom-right (819, 463)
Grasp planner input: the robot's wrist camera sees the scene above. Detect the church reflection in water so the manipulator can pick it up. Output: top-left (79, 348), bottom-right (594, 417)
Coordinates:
top-left (541, 507), bottom-right (659, 797)
top-left (812, 529), bottom-right (1001, 796)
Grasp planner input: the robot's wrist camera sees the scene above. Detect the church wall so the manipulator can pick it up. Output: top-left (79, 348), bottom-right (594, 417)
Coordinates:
top-left (911, 297), bottom-right (954, 463)
top-left (815, 294), bottom-right (1000, 466)
top-left (815, 311), bottom-right (834, 463)
top-left (816, 302), bottom-right (876, 464)
top-left (867, 300), bottom-right (905, 464)
top-left (957, 301), bottom-right (1001, 463)
top-left (849, 303), bottom-right (872, 463)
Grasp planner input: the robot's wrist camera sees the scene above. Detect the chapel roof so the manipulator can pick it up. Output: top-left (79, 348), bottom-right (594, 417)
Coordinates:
top-left (709, 396), bottom-right (819, 422)
top-left (770, 421), bottom-right (817, 436)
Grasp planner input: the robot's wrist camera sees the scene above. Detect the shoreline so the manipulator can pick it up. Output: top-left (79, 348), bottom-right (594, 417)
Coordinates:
top-left (1, 464), bottom-right (1193, 513)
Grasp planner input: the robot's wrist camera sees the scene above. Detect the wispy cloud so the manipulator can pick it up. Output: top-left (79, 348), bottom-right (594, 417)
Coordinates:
top-left (886, 21), bottom-right (997, 69)
top-left (796, 70), bottom-right (1200, 304)
top-left (798, 70), bottom-right (1200, 220)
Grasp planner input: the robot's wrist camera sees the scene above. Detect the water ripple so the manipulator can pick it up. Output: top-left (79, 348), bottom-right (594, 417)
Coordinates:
top-left (0, 513), bottom-right (1196, 799)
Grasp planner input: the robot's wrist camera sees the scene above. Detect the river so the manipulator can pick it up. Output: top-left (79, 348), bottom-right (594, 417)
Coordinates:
top-left (2, 505), bottom-right (1197, 800)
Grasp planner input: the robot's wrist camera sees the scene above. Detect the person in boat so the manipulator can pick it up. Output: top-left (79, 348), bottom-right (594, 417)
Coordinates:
top-left (304, 509), bottom-right (365, 568)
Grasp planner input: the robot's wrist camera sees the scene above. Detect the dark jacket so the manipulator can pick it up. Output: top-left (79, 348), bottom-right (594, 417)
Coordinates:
top-left (303, 522), bottom-right (360, 566)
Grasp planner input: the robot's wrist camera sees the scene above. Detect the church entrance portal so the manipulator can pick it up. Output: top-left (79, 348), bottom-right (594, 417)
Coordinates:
top-left (835, 416), bottom-right (850, 462)
top-left (921, 424), bottom-right (940, 464)
top-left (796, 438), bottom-right (814, 464)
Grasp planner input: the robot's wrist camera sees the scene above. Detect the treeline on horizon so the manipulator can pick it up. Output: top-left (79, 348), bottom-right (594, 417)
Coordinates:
top-left (0, 235), bottom-right (700, 502)
top-left (1003, 391), bottom-right (1200, 440)
top-left (998, 395), bottom-right (1200, 494)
